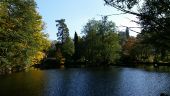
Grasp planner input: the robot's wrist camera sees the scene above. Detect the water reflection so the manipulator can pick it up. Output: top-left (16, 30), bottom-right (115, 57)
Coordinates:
top-left (0, 67), bottom-right (170, 96)
top-left (0, 70), bottom-right (45, 96)
top-left (43, 69), bottom-right (110, 96)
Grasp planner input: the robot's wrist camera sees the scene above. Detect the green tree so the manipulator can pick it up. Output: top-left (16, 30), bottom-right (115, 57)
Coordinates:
top-left (104, 0), bottom-right (170, 62)
top-left (56, 19), bottom-right (69, 44)
top-left (73, 32), bottom-right (79, 61)
top-left (139, 0), bottom-right (170, 62)
top-left (0, 0), bottom-right (50, 73)
top-left (82, 19), bottom-right (121, 66)
top-left (55, 19), bottom-right (74, 64)
top-left (61, 37), bottom-right (74, 61)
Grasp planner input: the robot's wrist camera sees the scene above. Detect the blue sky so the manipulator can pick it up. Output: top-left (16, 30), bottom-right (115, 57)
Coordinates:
top-left (36, 0), bottom-right (140, 40)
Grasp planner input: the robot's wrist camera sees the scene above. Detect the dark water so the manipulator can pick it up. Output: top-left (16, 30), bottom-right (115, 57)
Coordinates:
top-left (0, 67), bottom-right (170, 96)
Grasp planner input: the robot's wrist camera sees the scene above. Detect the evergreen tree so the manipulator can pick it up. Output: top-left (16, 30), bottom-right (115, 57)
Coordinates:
top-left (73, 32), bottom-right (79, 61)
top-left (125, 27), bottom-right (129, 39)
top-left (55, 19), bottom-right (69, 44)
top-left (55, 19), bottom-right (74, 64)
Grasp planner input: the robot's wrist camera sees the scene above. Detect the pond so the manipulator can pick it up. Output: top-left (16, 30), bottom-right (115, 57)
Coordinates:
top-left (0, 67), bottom-right (170, 96)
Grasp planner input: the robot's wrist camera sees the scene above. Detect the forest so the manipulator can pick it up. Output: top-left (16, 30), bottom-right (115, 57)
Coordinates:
top-left (0, 0), bottom-right (170, 74)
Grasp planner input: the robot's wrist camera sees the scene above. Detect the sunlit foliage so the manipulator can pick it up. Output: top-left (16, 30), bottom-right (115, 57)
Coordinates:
top-left (81, 19), bottom-right (121, 66)
top-left (0, 0), bottom-right (50, 73)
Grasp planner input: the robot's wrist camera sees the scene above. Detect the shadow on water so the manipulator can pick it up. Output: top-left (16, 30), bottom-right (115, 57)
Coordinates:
top-left (0, 67), bottom-right (170, 96)
top-left (0, 70), bottom-right (45, 96)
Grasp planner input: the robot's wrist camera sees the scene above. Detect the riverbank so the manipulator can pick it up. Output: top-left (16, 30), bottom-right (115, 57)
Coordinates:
top-left (1, 60), bottom-right (170, 75)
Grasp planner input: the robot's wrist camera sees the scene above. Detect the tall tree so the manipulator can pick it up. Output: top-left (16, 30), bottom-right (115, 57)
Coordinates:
top-left (55, 19), bottom-right (74, 64)
top-left (55, 19), bottom-right (69, 44)
top-left (125, 27), bottom-right (130, 39)
top-left (73, 32), bottom-right (79, 61)
top-left (0, 0), bottom-right (50, 73)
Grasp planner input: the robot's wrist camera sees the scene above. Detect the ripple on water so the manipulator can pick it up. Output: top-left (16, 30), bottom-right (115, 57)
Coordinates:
top-left (0, 67), bottom-right (170, 96)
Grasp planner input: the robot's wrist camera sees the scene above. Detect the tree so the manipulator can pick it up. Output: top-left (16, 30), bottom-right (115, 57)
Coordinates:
top-left (139, 0), bottom-right (170, 61)
top-left (61, 37), bottom-right (74, 61)
top-left (122, 36), bottom-right (136, 56)
top-left (55, 19), bottom-right (74, 64)
top-left (0, 0), bottom-right (50, 73)
top-left (56, 19), bottom-right (69, 44)
top-left (82, 19), bottom-right (121, 66)
top-left (104, 0), bottom-right (170, 62)
top-left (120, 36), bottom-right (138, 64)
top-left (73, 32), bottom-right (79, 61)
top-left (125, 27), bottom-right (130, 38)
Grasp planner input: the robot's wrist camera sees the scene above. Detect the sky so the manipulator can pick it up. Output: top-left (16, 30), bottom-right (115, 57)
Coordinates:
top-left (36, 0), bottom-right (141, 40)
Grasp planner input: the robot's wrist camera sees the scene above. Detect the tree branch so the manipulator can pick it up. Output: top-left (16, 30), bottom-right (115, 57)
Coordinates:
top-left (104, 0), bottom-right (142, 17)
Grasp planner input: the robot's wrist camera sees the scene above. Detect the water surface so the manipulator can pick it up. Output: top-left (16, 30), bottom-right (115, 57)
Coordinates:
top-left (0, 67), bottom-right (170, 96)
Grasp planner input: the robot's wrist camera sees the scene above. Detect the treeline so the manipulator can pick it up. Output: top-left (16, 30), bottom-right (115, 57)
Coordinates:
top-left (0, 0), bottom-right (50, 74)
top-left (48, 18), bottom-right (121, 67)
top-left (1, 0), bottom-right (170, 73)
top-left (50, 16), bottom-right (170, 68)
top-left (121, 35), bottom-right (170, 65)
top-left (49, 0), bottom-right (170, 67)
